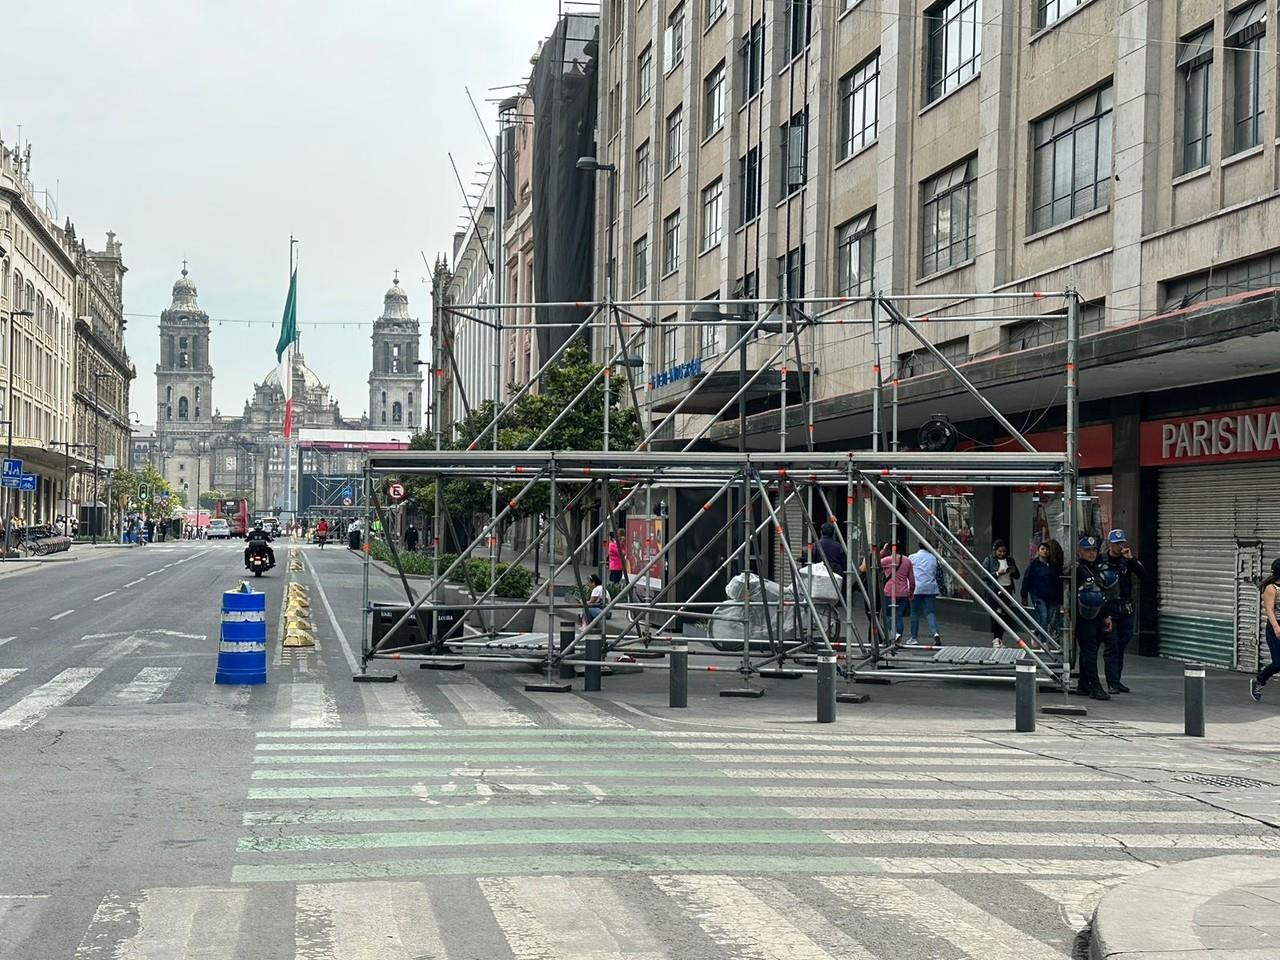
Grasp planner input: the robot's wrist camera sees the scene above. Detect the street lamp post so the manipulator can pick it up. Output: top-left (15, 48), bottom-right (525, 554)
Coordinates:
top-left (3, 308), bottom-right (36, 562)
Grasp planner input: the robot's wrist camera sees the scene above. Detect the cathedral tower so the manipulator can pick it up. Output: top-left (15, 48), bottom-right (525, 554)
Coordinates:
top-left (155, 265), bottom-right (215, 491)
top-left (368, 274), bottom-right (423, 432)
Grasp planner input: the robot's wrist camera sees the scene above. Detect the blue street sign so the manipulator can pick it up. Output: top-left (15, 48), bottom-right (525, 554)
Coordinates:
top-left (2, 458), bottom-right (21, 481)
top-left (342, 486), bottom-right (354, 499)
top-left (0, 478), bottom-right (16, 489)
top-left (18, 474), bottom-right (36, 492)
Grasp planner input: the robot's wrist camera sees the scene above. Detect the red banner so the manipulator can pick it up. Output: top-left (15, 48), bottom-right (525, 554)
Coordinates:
top-left (1141, 405), bottom-right (1280, 466)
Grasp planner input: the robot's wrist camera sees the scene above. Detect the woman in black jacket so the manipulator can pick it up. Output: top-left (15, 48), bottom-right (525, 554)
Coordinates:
top-left (1021, 539), bottom-right (1064, 636)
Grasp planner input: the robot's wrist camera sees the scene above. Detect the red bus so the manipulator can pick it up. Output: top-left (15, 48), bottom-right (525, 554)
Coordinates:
top-left (216, 499), bottom-right (250, 538)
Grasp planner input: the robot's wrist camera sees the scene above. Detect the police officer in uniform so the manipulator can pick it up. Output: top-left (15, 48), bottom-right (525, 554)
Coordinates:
top-left (1074, 535), bottom-right (1113, 701)
top-left (1098, 528), bottom-right (1147, 694)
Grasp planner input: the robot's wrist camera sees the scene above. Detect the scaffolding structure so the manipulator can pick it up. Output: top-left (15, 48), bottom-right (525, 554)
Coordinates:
top-left (356, 287), bottom-right (1084, 701)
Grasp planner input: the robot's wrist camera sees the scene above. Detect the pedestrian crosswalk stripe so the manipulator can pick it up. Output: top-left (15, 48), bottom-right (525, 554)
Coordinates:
top-left (0, 667), bottom-right (102, 730)
top-left (248, 750), bottom-right (1066, 767)
top-left (240, 827), bottom-right (831, 853)
top-left (436, 680), bottom-right (537, 727)
top-left (244, 782), bottom-right (1169, 802)
top-left (0, 668), bottom-right (25, 687)
top-left (825, 829), bottom-right (1280, 850)
top-left (652, 874), bottom-right (851, 960)
top-left (818, 877), bottom-right (1067, 960)
top-left (738, 876), bottom-right (882, 959)
top-left (254, 738), bottom-right (660, 751)
top-left (231, 852), bottom-right (1153, 884)
top-left (255, 727), bottom-right (650, 739)
top-left (357, 681), bottom-right (439, 728)
top-left (721, 769), bottom-right (1124, 783)
top-left (240, 803), bottom-right (1242, 828)
top-left (295, 881), bottom-right (446, 960)
top-left (665, 741), bottom-right (1031, 755)
top-left (479, 875), bottom-right (670, 960)
top-left (289, 683), bottom-right (340, 729)
top-left (660, 731), bottom-right (988, 744)
top-left (74, 887), bottom-right (248, 959)
top-left (523, 692), bottom-right (632, 728)
top-left (116, 667), bottom-right (181, 703)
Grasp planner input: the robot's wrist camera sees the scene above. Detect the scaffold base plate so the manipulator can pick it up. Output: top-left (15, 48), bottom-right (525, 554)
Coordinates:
top-left (837, 691), bottom-right (870, 704)
top-left (419, 662), bottom-right (467, 671)
top-left (759, 669), bottom-right (804, 679)
top-left (1041, 703), bottom-right (1088, 716)
top-left (353, 673), bottom-right (398, 683)
top-left (525, 682), bottom-right (573, 693)
top-left (720, 687), bottom-right (765, 699)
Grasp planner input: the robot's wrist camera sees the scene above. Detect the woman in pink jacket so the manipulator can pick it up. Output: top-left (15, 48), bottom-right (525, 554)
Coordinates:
top-left (879, 542), bottom-right (915, 642)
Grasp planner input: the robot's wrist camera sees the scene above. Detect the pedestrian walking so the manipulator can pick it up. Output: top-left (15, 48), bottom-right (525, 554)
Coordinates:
top-left (811, 522), bottom-right (848, 576)
top-left (982, 540), bottom-right (1021, 647)
top-left (1021, 540), bottom-right (1064, 640)
top-left (607, 533), bottom-right (624, 585)
top-left (1097, 529), bottom-right (1146, 693)
top-left (879, 543), bottom-right (914, 643)
top-left (1073, 534), bottom-right (1112, 700)
top-left (405, 524), bottom-right (419, 552)
top-left (1250, 558), bottom-right (1280, 702)
top-left (907, 542), bottom-right (943, 645)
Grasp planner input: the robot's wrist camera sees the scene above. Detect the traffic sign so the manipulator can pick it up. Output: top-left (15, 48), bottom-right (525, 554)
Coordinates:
top-left (342, 496), bottom-right (353, 506)
top-left (2, 458), bottom-right (21, 488)
top-left (18, 474), bottom-right (36, 492)
top-left (387, 482), bottom-right (406, 502)
top-left (342, 486), bottom-right (354, 500)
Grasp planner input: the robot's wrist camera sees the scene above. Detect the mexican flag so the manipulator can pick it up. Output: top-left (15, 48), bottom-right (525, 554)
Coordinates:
top-left (275, 269), bottom-right (298, 438)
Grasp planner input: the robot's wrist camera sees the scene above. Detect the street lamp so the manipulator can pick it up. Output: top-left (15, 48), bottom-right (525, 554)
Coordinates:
top-left (576, 157), bottom-right (618, 303)
top-left (3, 308), bottom-right (35, 562)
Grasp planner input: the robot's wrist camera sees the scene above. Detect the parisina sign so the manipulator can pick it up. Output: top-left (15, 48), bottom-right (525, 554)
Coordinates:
top-left (1140, 405), bottom-right (1280, 466)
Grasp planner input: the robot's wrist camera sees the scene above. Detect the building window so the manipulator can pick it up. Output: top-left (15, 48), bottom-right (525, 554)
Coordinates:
top-left (166, 386), bottom-right (172, 403)
top-left (1161, 250), bottom-right (1280, 311)
top-left (392, 401), bottom-right (403, 424)
top-left (632, 235), bottom-right (649, 294)
top-left (665, 3), bottom-right (686, 72)
top-left (776, 245), bottom-right (806, 300)
top-left (738, 146), bottom-right (761, 225)
top-left (700, 179), bottom-right (724, 251)
top-left (637, 44), bottom-right (653, 105)
top-left (178, 397), bottom-right (189, 419)
top-left (898, 335), bottom-right (969, 379)
top-left (664, 105), bottom-right (683, 174)
top-left (1228, 2), bottom-right (1266, 154)
top-left (381, 390), bottom-right (387, 405)
top-left (636, 140), bottom-right (651, 200)
top-left (166, 406), bottom-right (172, 420)
top-left (783, 0), bottom-right (811, 61)
top-left (703, 61), bottom-right (726, 138)
top-left (926, 0), bottom-right (981, 104)
top-left (735, 272), bottom-right (759, 326)
top-left (1036, 0), bottom-right (1085, 29)
top-left (696, 292), bottom-right (722, 357)
top-left (607, 84), bottom-right (620, 139)
top-left (741, 18), bottom-right (765, 100)
top-left (706, 0), bottom-right (725, 23)
top-left (661, 313), bottom-right (679, 365)
top-left (921, 156), bottom-right (977, 276)
top-left (392, 343), bottom-right (403, 373)
top-left (1178, 28), bottom-right (1213, 172)
top-left (1031, 85), bottom-right (1113, 233)
top-left (662, 209), bottom-right (683, 275)
top-left (781, 109), bottom-right (808, 196)
top-left (836, 211), bottom-right (876, 298)
top-left (839, 53), bottom-right (879, 160)
top-left (1003, 302), bottom-right (1106, 351)
top-left (381, 411), bottom-right (387, 424)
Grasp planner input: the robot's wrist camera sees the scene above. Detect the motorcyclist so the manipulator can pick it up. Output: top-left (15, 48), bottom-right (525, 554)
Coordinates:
top-left (244, 521), bottom-right (275, 569)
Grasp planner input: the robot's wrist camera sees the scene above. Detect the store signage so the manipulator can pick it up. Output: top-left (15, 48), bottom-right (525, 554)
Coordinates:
top-left (1141, 405), bottom-right (1280, 466)
top-left (649, 357), bottom-right (703, 389)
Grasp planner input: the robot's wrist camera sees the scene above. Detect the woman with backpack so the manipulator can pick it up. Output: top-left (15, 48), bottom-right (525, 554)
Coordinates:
top-left (1250, 558), bottom-right (1280, 702)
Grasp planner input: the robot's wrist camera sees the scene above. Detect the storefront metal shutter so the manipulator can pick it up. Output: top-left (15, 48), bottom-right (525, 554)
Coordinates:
top-left (1157, 462), bottom-right (1280, 670)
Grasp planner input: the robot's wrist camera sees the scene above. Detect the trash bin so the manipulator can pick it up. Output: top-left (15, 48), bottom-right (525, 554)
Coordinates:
top-left (349, 530), bottom-right (362, 551)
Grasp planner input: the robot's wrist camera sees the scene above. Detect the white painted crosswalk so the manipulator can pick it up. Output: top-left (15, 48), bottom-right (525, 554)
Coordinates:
top-left (115, 666), bottom-right (181, 703)
top-left (0, 667), bottom-right (102, 730)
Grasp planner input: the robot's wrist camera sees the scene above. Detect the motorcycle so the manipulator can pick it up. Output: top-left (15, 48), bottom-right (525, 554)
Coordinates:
top-left (245, 542), bottom-right (275, 577)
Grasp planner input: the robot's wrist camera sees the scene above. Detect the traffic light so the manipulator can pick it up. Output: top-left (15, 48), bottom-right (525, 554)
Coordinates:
top-left (138, 483), bottom-right (150, 502)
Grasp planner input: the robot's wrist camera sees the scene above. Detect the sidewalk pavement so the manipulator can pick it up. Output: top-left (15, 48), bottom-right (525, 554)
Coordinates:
top-left (1091, 855), bottom-right (1280, 958)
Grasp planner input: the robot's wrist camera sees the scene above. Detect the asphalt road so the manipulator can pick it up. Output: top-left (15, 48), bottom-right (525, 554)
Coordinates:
top-left (1, 539), bottom-right (1277, 959)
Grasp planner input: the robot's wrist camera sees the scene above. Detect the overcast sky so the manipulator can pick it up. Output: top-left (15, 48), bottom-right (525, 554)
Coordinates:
top-left (9, 0), bottom-right (561, 426)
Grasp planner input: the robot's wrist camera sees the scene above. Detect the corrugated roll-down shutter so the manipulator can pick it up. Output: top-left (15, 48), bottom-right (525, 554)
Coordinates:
top-left (773, 494), bottom-right (808, 593)
top-left (1158, 462), bottom-right (1280, 671)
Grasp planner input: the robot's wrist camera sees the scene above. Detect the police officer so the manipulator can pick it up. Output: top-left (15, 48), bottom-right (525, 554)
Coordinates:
top-left (1098, 528), bottom-right (1147, 694)
top-left (1074, 535), bottom-right (1113, 701)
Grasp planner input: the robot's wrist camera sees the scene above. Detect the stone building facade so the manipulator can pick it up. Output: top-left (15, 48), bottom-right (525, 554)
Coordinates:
top-left (154, 268), bottom-right (422, 513)
top-left (368, 277), bottom-right (424, 432)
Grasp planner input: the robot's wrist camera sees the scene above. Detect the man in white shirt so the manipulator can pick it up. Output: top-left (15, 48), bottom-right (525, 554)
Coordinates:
top-left (908, 544), bottom-right (944, 645)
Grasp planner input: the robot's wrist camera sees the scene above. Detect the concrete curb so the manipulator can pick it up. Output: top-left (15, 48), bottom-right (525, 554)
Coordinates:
top-left (1090, 854), bottom-right (1280, 959)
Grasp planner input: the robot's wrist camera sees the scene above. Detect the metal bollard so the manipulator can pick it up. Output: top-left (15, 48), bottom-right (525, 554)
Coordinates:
top-left (669, 644), bottom-right (688, 708)
top-left (559, 628), bottom-right (576, 681)
top-left (1184, 668), bottom-right (1206, 737)
top-left (817, 655), bottom-right (837, 724)
top-left (1015, 663), bottom-right (1037, 732)
top-left (584, 631), bottom-right (603, 692)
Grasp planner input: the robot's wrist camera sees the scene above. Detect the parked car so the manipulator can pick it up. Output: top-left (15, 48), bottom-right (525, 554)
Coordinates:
top-left (207, 518), bottom-right (232, 539)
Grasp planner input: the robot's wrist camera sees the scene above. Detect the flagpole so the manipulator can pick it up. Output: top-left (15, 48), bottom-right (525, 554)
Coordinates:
top-left (286, 236), bottom-right (298, 520)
